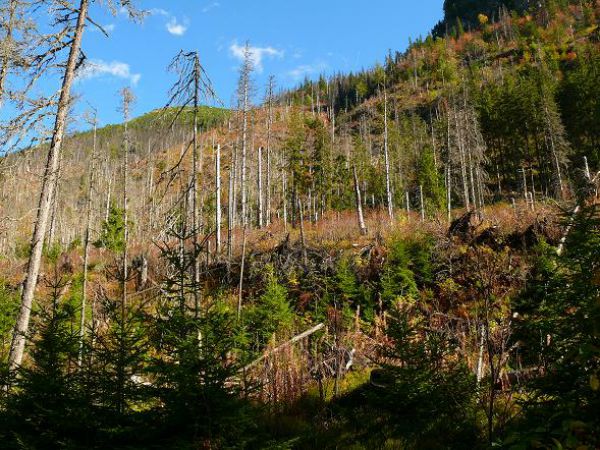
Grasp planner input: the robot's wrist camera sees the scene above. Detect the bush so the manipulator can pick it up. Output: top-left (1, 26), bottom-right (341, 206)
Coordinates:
top-left (94, 204), bottom-right (128, 252)
top-left (245, 264), bottom-right (294, 352)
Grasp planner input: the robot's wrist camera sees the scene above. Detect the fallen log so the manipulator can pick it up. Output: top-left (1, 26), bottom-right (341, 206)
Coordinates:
top-left (242, 323), bottom-right (324, 372)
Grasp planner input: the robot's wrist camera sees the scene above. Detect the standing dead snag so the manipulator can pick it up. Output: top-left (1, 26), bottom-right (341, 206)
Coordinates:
top-left (7, 0), bottom-right (143, 372)
top-left (9, 0), bottom-right (91, 371)
top-left (265, 75), bottom-right (276, 226)
top-left (78, 108), bottom-right (98, 367)
top-left (257, 146), bottom-right (264, 227)
top-left (298, 198), bottom-right (308, 266)
top-left (191, 55), bottom-right (201, 309)
top-left (353, 166), bottom-right (367, 235)
top-left (227, 144), bottom-right (236, 266)
top-left (162, 50), bottom-right (219, 312)
top-left (237, 226), bottom-right (248, 320)
top-left (419, 185), bottom-right (425, 222)
top-left (119, 87), bottom-right (135, 316)
top-left (382, 83), bottom-right (394, 221)
top-left (215, 144), bottom-right (222, 255)
top-left (237, 42), bottom-right (254, 227)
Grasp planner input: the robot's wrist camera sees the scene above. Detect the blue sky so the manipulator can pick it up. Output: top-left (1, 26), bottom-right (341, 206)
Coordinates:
top-left (70, 1), bottom-right (444, 128)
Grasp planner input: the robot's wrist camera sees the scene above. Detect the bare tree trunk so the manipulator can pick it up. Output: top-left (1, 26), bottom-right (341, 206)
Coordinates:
top-left (419, 184), bottom-right (425, 222)
top-left (383, 87), bottom-right (394, 221)
top-left (584, 156), bottom-right (591, 180)
top-left (215, 144), bottom-right (222, 254)
top-left (239, 45), bottom-right (252, 226)
top-left (467, 148), bottom-right (477, 212)
top-left (282, 169), bottom-right (288, 230)
top-left (521, 167), bottom-right (528, 202)
top-left (476, 324), bottom-right (485, 382)
top-left (266, 76), bottom-right (274, 225)
top-left (353, 166), bottom-right (367, 235)
top-left (227, 148), bottom-right (235, 264)
top-left (237, 226), bottom-right (247, 320)
top-left (257, 146), bottom-right (264, 228)
top-left (544, 102), bottom-right (565, 200)
top-left (454, 106), bottom-right (471, 211)
top-left (192, 55), bottom-right (201, 313)
top-left (298, 198), bottom-right (308, 266)
top-left (120, 87), bottom-right (134, 318)
top-left (105, 165), bottom-right (112, 222)
top-left (9, 0), bottom-right (89, 370)
top-left (331, 105), bottom-right (336, 147)
top-left (47, 174), bottom-right (59, 247)
top-left (446, 165), bottom-right (452, 222)
top-left (78, 116), bottom-right (97, 367)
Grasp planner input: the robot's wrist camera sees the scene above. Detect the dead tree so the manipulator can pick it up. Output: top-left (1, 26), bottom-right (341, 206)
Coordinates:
top-left (238, 42), bottom-right (254, 226)
top-left (265, 75), bottom-right (275, 225)
top-left (257, 145), bottom-right (264, 227)
top-left (7, 0), bottom-right (143, 371)
top-left (353, 166), bottom-right (367, 235)
top-left (215, 144), bottom-right (222, 254)
top-left (9, 0), bottom-right (91, 370)
top-left (78, 108), bottom-right (98, 366)
top-left (119, 87), bottom-right (135, 318)
top-left (383, 84), bottom-right (394, 221)
top-left (163, 50), bottom-right (218, 311)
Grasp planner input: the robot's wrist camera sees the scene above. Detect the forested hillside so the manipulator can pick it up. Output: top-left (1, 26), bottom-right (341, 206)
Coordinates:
top-left (0, 0), bottom-right (599, 448)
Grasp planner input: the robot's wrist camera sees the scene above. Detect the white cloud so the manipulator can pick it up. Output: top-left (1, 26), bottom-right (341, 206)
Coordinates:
top-left (288, 62), bottom-right (329, 81)
top-left (77, 60), bottom-right (141, 86)
top-left (124, 7), bottom-right (188, 38)
top-left (229, 42), bottom-right (284, 73)
top-left (148, 8), bottom-right (169, 17)
top-left (166, 17), bottom-right (188, 36)
top-left (202, 2), bottom-right (220, 13)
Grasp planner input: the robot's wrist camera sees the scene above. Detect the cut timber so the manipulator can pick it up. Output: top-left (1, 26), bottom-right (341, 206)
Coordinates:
top-left (242, 323), bottom-right (324, 372)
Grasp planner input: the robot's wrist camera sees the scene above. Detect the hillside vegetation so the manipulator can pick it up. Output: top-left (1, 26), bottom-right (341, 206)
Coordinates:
top-left (0, 1), bottom-right (599, 449)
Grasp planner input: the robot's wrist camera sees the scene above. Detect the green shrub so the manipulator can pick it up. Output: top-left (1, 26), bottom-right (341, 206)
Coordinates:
top-left (245, 265), bottom-right (294, 352)
top-left (94, 204), bottom-right (128, 252)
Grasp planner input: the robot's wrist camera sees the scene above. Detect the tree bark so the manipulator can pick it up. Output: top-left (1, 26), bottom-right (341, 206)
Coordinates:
top-left (353, 166), bottom-right (367, 235)
top-left (383, 87), bottom-right (394, 221)
top-left (257, 146), bottom-right (264, 228)
top-left (266, 76), bottom-right (274, 225)
top-left (9, 0), bottom-right (89, 370)
top-left (446, 165), bottom-right (452, 223)
top-left (237, 226), bottom-right (247, 320)
top-left (215, 144), bottom-right (222, 254)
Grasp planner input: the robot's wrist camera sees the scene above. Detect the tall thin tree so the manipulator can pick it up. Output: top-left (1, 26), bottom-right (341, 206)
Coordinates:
top-left (78, 108), bottom-right (98, 366)
top-left (383, 83), bottom-right (394, 221)
top-left (8, 0), bottom-right (143, 371)
top-left (9, 0), bottom-right (90, 370)
top-left (238, 43), bottom-right (254, 226)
